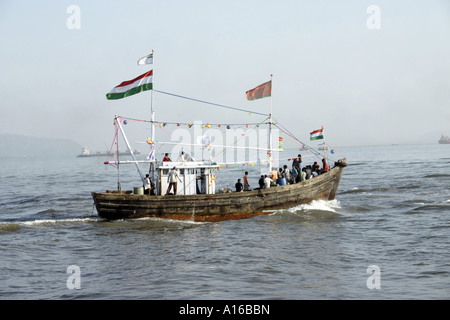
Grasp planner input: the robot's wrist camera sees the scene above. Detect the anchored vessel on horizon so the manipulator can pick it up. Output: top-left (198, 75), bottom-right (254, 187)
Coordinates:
top-left (438, 134), bottom-right (450, 144)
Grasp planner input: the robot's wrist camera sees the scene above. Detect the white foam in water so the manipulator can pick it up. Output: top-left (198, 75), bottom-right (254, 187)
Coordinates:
top-left (286, 199), bottom-right (341, 213)
top-left (20, 217), bottom-right (100, 226)
top-left (131, 216), bottom-right (207, 225)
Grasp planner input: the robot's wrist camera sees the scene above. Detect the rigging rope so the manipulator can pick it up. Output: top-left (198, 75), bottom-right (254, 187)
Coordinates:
top-left (153, 90), bottom-right (269, 116)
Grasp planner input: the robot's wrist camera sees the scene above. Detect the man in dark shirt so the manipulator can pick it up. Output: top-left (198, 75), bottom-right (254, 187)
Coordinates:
top-left (258, 175), bottom-right (265, 189)
top-left (235, 179), bottom-right (243, 192)
top-left (292, 154), bottom-right (302, 169)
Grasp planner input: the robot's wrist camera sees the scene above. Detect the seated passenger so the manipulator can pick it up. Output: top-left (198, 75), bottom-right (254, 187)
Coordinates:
top-left (312, 161), bottom-right (320, 172)
top-left (258, 175), bottom-right (265, 189)
top-left (235, 179), bottom-right (243, 192)
top-left (300, 168), bottom-right (307, 182)
top-left (305, 165), bottom-right (312, 179)
top-left (177, 151), bottom-right (194, 162)
top-left (163, 153), bottom-right (171, 162)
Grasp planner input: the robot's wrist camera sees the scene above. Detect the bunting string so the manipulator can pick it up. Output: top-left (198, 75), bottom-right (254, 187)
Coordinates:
top-left (111, 116), bottom-right (344, 168)
top-left (119, 116), bottom-right (270, 130)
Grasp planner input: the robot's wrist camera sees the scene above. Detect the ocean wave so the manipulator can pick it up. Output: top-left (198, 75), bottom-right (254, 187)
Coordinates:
top-left (2, 196), bottom-right (44, 206)
top-left (340, 187), bottom-right (366, 194)
top-left (340, 186), bottom-right (394, 194)
top-left (407, 201), bottom-right (450, 214)
top-left (348, 162), bottom-right (364, 167)
top-left (0, 222), bottom-right (21, 233)
top-left (423, 173), bottom-right (450, 179)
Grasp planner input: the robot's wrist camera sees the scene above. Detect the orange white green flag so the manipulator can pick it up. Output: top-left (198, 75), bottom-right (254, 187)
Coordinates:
top-left (106, 70), bottom-right (153, 100)
top-left (246, 80), bottom-right (272, 101)
top-left (137, 52), bottom-right (154, 65)
top-left (310, 128), bottom-right (324, 140)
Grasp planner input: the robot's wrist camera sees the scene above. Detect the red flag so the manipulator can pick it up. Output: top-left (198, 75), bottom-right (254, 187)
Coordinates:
top-left (246, 80), bottom-right (272, 101)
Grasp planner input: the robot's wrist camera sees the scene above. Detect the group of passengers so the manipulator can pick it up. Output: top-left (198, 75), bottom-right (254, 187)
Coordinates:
top-left (235, 154), bottom-right (330, 192)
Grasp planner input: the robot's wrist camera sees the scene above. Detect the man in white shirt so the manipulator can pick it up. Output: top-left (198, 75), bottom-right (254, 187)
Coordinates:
top-left (263, 175), bottom-right (272, 189)
top-left (144, 174), bottom-right (151, 195)
top-left (166, 166), bottom-right (182, 195)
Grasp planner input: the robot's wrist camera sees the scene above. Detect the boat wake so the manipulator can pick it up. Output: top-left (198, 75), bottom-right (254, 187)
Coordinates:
top-left (19, 217), bottom-right (100, 226)
top-left (122, 216), bottom-right (207, 225)
top-left (273, 199), bottom-right (342, 218)
top-left (291, 199), bottom-right (341, 213)
top-left (0, 217), bottom-right (101, 233)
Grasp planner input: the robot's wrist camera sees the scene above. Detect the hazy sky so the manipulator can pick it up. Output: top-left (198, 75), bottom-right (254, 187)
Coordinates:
top-left (1, 0), bottom-right (449, 150)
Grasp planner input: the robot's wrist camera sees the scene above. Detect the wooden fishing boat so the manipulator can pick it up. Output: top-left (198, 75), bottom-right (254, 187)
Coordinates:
top-left (92, 159), bottom-right (346, 222)
top-left (93, 53), bottom-right (347, 222)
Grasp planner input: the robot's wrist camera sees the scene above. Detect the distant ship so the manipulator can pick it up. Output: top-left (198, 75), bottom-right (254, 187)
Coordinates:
top-left (77, 147), bottom-right (141, 158)
top-left (438, 134), bottom-right (450, 144)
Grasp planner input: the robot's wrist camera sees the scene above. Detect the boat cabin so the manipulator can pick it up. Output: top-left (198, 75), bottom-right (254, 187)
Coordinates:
top-left (155, 161), bottom-right (217, 196)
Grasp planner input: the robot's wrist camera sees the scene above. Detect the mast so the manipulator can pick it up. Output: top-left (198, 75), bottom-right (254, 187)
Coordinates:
top-left (115, 117), bottom-right (121, 191)
top-left (268, 74), bottom-right (273, 175)
top-left (149, 50), bottom-right (156, 182)
top-left (150, 50), bottom-right (156, 144)
top-left (322, 125), bottom-right (329, 169)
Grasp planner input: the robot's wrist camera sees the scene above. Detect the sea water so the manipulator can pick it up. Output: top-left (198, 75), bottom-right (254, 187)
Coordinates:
top-left (0, 144), bottom-right (449, 299)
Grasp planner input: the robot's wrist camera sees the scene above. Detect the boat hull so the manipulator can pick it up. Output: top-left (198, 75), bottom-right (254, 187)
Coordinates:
top-left (92, 160), bottom-right (346, 222)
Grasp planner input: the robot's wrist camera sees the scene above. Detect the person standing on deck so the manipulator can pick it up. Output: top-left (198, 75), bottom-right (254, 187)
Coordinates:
top-left (166, 166), bottom-right (182, 195)
top-left (322, 158), bottom-right (329, 173)
top-left (292, 154), bottom-right (302, 169)
top-left (270, 168), bottom-right (278, 181)
top-left (243, 171), bottom-right (250, 191)
top-left (144, 174), bottom-right (151, 195)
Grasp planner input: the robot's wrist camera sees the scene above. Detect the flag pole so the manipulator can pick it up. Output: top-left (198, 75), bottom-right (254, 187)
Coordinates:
top-left (151, 50), bottom-right (155, 143)
top-left (268, 74), bottom-right (273, 175)
top-left (150, 50), bottom-right (156, 182)
top-left (115, 117), bottom-right (121, 191)
top-left (322, 125), bottom-right (328, 167)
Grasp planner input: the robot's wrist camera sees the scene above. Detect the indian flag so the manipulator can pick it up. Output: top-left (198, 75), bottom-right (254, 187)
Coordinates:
top-left (310, 128), bottom-right (324, 140)
top-left (246, 80), bottom-right (272, 101)
top-left (137, 53), bottom-right (153, 65)
top-left (106, 70), bottom-right (153, 100)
